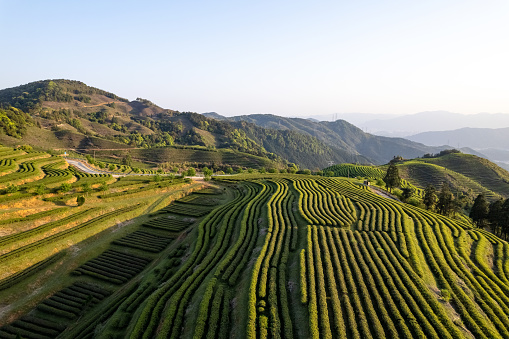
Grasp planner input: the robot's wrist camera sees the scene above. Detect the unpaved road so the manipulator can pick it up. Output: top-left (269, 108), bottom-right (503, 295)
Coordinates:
top-left (65, 158), bottom-right (206, 180)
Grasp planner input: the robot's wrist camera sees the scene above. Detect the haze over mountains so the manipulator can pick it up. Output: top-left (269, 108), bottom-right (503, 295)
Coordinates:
top-left (296, 111), bottom-right (509, 137)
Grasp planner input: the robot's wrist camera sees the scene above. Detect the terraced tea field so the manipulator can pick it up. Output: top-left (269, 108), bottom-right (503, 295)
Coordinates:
top-left (1, 151), bottom-right (509, 338)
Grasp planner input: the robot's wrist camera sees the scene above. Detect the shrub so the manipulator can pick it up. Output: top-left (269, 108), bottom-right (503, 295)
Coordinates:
top-left (35, 183), bottom-right (46, 195)
top-left (5, 183), bottom-right (19, 194)
top-left (60, 183), bottom-right (72, 193)
top-left (407, 197), bottom-right (422, 207)
top-left (81, 183), bottom-right (92, 193)
top-left (17, 144), bottom-right (33, 152)
top-left (441, 289), bottom-right (451, 302)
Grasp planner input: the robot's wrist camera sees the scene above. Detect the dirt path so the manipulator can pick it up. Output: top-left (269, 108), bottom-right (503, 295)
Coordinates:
top-left (369, 186), bottom-right (400, 201)
top-left (83, 101), bottom-right (119, 108)
top-left (65, 158), bottom-right (208, 181)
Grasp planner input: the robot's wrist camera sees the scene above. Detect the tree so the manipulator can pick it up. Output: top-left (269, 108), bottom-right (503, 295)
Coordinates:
top-left (226, 167), bottom-right (234, 174)
top-left (98, 183), bottom-right (108, 191)
top-left (423, 185), bottom-right (437, 210)
top-left (187, 167), bottom-right (196, 176)
top-left (259, 167), bottom-right (266, 174)
top-left (401, 187), bottom-right (414, 202)
top-left (437, 184), bottom-right (454, 216)
top-left (488, 199), bottom-right (504, 236)
top-left (470, 194), bottom-right (489, 228)
top-left (77, 196), bottom-right (85, 206)
top-left (154, 174), bottom-right (162, 182)
top-left (383, 163), bottom-right (400, 193)
top-left (122, 154), bottom-right (132, 167)
top-left (203, 167), bottom-right (213, 177)
top-left (500, 199), bottom-right (509, 240)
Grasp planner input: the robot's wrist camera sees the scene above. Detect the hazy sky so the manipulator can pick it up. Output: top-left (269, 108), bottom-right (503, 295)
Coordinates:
top-left (1, 1), bottom-right (508, 116)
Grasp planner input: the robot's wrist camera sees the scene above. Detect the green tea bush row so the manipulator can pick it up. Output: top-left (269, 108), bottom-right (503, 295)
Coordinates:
top-left (0, 252), bottom-right (65, 291)
top-left (0, 205), bottom-right (139, 263)
top-left (373, 231), bottom-right (464, 339)
top-left (0, 207), bottom-right (67, 226)
top-left (113, 230), bottom-right (173, 253)
top-left (0, 207), bottom-right (99, 247)
top-left (131, 187), bottom-right (249, 338)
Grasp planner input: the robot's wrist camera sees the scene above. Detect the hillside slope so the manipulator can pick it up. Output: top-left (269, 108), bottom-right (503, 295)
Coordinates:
top-left (207, 113), bottom-right (447, 164)
top-left (323, 152), bottom-right (509, 200)
top-left (0, 80), bottom-right (369, 169)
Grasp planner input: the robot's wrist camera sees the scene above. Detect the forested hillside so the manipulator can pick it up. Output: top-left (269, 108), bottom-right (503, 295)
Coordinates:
top-left (206, 113), bottom-right (447, 164)
top-left (0, 80), bottom-right (370, 170)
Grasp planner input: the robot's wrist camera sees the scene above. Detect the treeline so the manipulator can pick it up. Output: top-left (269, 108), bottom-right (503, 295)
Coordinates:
top-left (422, 183), bottom-right (473, 216)
top-left (422, 149), bottom-right (461, 158)
top-left (468, 194), bottom-right (509, 239)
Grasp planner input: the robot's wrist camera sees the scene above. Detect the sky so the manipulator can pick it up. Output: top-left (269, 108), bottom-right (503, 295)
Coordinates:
top-left (1, 0), bottom-right (509, 117)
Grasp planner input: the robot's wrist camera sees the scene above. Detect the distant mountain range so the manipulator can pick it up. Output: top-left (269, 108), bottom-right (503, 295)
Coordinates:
top-left (407, 127), bottom-right (509, 149)
top-left (292, 111), bottom-right (509, 137)
top-left (405, 127), bottom-right (509, 170)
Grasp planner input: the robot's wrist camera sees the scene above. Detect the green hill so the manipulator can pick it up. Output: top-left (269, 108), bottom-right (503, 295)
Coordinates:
top-left (0, 80), bottom-right (371, 170)
top-left (212, 113), bottom-right (447, 164)
top-left (417, 153), bottom-right (509, 197)
top-left (323, 152), bottom-right (509, 201)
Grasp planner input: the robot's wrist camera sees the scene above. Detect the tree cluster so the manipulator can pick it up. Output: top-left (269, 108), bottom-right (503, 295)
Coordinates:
top-left (422, 149), bottom-right (461, 158)
top-left (476, 197), bottom-right (509, 239)
top-left (0, 107), bottom-right (32, 138)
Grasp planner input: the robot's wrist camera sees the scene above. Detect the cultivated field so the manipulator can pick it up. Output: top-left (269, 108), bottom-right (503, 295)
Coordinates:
top-left (1, 151), bottom-right (508, 338)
